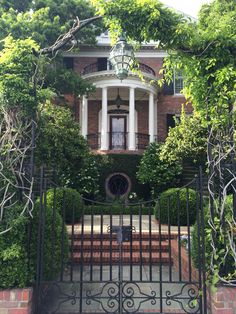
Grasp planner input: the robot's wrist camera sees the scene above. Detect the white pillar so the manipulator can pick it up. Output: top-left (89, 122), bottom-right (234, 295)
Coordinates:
top-left (154, 97), bottom-right (158, 141)
top-left (101, 87), bottom-right (108, 150)
top-left (81, 96), bottom-right (88, 137)
top-left (129, 87), bottom-right (136, 150)
top-left (149, 92), bottom-right (155, 143)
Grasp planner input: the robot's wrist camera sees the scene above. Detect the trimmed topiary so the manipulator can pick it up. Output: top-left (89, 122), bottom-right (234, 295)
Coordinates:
top-left (154, 188), bottom-right (197, 226)
top-left (0, 206), bottom-right (31, 289)
top-left (45, 187), bottom-right (82, 224)
top-left (30, 198), bottom-right (69, 281)
top-left (0, 194), bottom-right (70, 288)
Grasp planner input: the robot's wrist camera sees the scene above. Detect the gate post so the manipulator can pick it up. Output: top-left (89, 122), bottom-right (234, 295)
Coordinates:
top-left (34, 166), bottom-right (46, 314)
top-left (198, 166), bottom-right (208, 314)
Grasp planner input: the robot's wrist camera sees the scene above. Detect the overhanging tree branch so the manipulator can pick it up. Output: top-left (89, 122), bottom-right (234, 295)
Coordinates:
top-left (39, 15), bottom-right (103, 56)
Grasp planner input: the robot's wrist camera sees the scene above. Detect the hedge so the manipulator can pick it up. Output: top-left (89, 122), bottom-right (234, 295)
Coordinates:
top-left (0, 206), bottom-right (31, 288)
top-left (154, 188), bottom-right (197, 225)
top-left (45, 187), bottom-right (82, 223)
top-left (0, 196), bottom-right (69, 288)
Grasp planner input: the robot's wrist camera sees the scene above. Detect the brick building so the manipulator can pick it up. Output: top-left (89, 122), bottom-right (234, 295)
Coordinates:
top-left (62, 32), bottom-right (193, 198)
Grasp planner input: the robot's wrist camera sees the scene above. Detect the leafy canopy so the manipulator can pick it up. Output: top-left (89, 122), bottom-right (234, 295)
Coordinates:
top-left (137, 143), bottom-right (182, 196)
top-left (0, 0), bottom-right (103, 48)
top-left (36, 102), bottom-right (100, 196)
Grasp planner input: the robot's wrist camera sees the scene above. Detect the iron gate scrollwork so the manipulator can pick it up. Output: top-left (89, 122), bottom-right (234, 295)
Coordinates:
top-left (34, 167), bottom-right (208, 314)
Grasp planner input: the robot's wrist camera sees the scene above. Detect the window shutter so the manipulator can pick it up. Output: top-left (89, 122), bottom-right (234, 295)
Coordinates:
top-left (166, 114), bottom-right (176, 132)
top-left (163, 80), bottom-right (174, 95)
top-left (97, 58), bottom-right (108, 71)
top-left (63, 57), bottom-right (74, 69)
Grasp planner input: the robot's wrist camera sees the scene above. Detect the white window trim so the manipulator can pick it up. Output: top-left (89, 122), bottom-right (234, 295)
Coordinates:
top-left (174, 70), bottom-right (184, 95)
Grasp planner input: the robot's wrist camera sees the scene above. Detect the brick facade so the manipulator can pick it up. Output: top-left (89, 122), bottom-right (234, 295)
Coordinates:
top-left (88, 101), bottom-right (101, 134)
top-left (0, 288), bottom-right (33, 314)
top-left (136, 101), bottom-right (149, 134)
top-left (157, 94), bottom-right (193, 142)
top-left (210, 286), bottom-right (236, 314)
top-left (61, 50), bottom-right (195, 148)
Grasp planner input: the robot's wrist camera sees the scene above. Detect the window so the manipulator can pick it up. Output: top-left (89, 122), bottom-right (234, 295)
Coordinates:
top-left (97, 58), bottom-right (108, 71)
top-left (174, 70), bottom-right (184, 94)
top-left (63, 57), bottom-right (74, 70)
top-left (166, 114), bottom-right (176, 132)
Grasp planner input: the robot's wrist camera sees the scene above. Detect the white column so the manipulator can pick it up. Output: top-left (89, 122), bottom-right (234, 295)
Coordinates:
top-left (149, 92), bottom-right (155, 143)
top-left (129, 87), bottom-right (136, 150)
top-left (101, 87), bottom-right (108, 150)
top-left (81, 96), bottom-right (88, 137)
top-left (154, 97), bottom-right (158, 140)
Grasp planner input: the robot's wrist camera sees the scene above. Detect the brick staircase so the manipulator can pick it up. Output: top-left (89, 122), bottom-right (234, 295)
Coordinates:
top-left (69, 233), bottom-right (174, 265)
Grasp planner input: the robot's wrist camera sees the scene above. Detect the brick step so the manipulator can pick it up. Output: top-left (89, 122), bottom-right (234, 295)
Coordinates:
top-left (71, 240), bottom-right (169, 252)
top-left (71, 252), bottom-right (172, 265)
top-left (68, 232), bottom-right (176, 241)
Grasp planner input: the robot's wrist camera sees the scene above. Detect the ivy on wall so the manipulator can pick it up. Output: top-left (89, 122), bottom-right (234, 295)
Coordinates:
top-left (98, 154), bottom-right (150, 200)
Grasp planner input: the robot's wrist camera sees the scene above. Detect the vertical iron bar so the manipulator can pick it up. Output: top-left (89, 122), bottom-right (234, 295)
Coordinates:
top-left (100, 204), bottom-right (104, 281)
top-left (119, 203), bottom-right (124, 314)
top-left (41, 176), bottom-right (47, 283)
top-left (79, 203), bottom-right (85, 314)
top-left (199, 167), bottom-right (208, 314)
top-left (177, 191), bottom-right (182, 281)
top-left (60, 190), bottom-right (66, 282)
top-left (109, 204), bottom-right (113, 281)
top-left (148, 203), bottom-right (152, 282)
top-left (35, 166), bottom-right (44, 314)
top-left (70, 200), bottom-right (75, 282)
top-left (167, 196), bottom-right (172, 282)
top-left (90, 205), bottom-right (94, 282)
top-left (186, 188), bottom-right (192, 282)
top-left (130, 205), bottom-right (133, 282)
top-left (139, 204), bottom-right (143, 281)
top-left (51, 186), bottom-right (56, 276)
top-left (158, 199), bottom-right (163, 313)
top-left (196, 177), bottom-right (203, 313)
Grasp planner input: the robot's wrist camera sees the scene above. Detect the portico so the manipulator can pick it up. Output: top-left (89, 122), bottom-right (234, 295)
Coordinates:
top-left (80, 80), bottom-right (157, 152)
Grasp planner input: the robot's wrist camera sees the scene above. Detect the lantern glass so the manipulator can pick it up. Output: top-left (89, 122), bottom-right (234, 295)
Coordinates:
top-left (109, 33), bottom-right (135, 81)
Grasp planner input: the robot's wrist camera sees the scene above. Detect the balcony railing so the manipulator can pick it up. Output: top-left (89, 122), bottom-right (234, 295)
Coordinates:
top-left (81, 62), bottom-right (156, 76)
top-left (109, 132), bottom-right (128, 150)
top-left (87, 132), bottom-right (156, 151)
top-left (136, 133), bottom-right (150, 150)
top-left (87, 133), bottom-right (101, 150)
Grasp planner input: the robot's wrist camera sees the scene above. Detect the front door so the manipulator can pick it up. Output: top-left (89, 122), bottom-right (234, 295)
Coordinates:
top-left (110, 116), bottom-right (127, 150)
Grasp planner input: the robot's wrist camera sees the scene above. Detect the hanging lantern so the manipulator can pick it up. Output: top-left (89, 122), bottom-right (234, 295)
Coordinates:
top-left (109, 33), bottom-right (135, 81)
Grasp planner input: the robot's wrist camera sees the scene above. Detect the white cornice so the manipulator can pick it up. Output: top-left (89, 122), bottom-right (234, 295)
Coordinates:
top-left (64, 50), bottom-right (168, 58)
top-left (82, 72), bottom-right (158, 95)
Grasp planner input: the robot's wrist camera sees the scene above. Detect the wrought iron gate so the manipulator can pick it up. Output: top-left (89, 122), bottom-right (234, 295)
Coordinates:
top-left (34, 168), bottom-right (207, 314)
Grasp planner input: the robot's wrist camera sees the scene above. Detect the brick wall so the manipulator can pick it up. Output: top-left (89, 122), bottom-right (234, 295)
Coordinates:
top-left (210, 286), bottom-right (236, 314)
top-left (157, 95), bottom-right (193, 141)
top-left (138, 57), bottom-right (163, 78)
top-left (88, 101), bottom-right (101, 134)
top-left (136, 100), bottom-right (148, 134)
top-left (0, 288), bottom-right (33, 314)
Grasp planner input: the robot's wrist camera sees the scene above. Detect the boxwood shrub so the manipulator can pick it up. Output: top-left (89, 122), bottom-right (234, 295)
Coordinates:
top-left (0, 206), bottom-right (31, 289)
top-left (30, 197), bottom-right (69, 281)
top-left (45, 187), bottom-right (82, 223)
top-left (154, 188), bottom-right (197, 225)
top-left (0, 196), bottom-right (69, 288)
